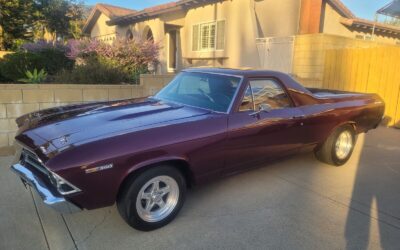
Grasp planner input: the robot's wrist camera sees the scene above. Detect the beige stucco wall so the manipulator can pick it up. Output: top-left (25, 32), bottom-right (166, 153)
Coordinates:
top-left (254, 0), bottom-right (301, 37)
top-left (180, 0), bottom-right (301, 70)
top-left (90, 13), bottom-right (118, 43)
top-left (0, 74), bottom-right (174, 154)
top-left (117, 0), bottom-right (302, 73)
top-left (322, 2), bottom-right (400, 45)
top-left (125, 19), bottom-right (168, 74)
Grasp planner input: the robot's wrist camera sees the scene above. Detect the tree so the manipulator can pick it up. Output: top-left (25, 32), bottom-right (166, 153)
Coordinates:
top-left (34, 0), bottom-right (85, 40)
top-left (0, 0), bottom-right (86, 50)
top-left (0, 0), bottom-right (36, 50)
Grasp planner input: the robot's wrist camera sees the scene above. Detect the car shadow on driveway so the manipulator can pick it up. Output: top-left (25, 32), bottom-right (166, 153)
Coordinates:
top-left (345, 127), bottom-right (400, 250)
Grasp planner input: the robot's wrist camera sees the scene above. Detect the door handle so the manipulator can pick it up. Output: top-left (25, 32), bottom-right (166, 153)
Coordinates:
top-left (292, 115), bottom-right (305, 119)
top-left (292, 114), bottom-right (305, 126)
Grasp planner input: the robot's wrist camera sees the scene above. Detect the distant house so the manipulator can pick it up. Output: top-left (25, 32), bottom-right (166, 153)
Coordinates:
top-left (82, 4), bottom-right (136, 43)
top-left (83, 0), bottom-right (400, 74)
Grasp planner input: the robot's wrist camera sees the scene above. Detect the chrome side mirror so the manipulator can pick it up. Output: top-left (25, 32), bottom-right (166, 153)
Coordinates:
top-left (249, 103), bottom-right (272, 117)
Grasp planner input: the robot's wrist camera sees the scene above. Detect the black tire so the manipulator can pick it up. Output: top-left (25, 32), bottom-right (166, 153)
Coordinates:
top-left (117, 165), bottom-right (186, 231)
top-left (314, 124), bottom-right (356, 166)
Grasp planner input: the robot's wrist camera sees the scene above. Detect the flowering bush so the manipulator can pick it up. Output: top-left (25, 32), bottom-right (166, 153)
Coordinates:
top-left (66, 37), bottom-right (160, 83)
top-left (1, 37), bottom-right (160, 84)
top-left (22, 40), bottom-right (69, 53)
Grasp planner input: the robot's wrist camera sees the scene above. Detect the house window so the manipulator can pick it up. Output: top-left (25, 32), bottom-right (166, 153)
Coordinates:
top-left (192, 20), bottom-right (225, 51)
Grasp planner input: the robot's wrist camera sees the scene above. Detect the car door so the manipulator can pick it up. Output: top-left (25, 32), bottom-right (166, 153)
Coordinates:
top-left (224, 78), bottom-right (307, 174)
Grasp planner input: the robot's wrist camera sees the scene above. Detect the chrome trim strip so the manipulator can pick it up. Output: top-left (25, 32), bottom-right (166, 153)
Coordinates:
top-left (10, 163), bottom-right (81, 213)
top-left (51, 171), bottom-right (82, 195)
top-left (14, 141), bottom-right (82, 195)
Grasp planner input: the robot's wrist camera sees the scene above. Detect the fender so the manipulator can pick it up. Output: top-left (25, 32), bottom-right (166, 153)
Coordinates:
top-left (116, 155), bottom-right (191, 193)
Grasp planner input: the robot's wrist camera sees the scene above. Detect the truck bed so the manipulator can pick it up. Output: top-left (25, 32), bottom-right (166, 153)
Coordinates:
top-left (307, 88), bottom-right (364, 98)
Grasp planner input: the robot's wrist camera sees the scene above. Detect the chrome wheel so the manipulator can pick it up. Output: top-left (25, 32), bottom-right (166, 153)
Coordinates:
top-left (136, 176), bottom-right (179, 223)
top-left (335, 130), bottom-right (353, 160)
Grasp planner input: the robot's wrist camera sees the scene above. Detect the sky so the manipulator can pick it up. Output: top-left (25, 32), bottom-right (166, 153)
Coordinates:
top-left (84, 0), bottom-right (393, 20)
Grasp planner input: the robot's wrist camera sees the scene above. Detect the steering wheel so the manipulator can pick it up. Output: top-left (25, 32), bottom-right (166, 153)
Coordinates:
top-left (212, 93), bottom-right (232, 107)
top-left (198, 89), bottom-right (215, 103)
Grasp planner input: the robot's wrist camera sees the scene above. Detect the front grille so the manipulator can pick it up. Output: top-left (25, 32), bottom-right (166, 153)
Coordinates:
top-left (20, 149), bottom-right (52, 180)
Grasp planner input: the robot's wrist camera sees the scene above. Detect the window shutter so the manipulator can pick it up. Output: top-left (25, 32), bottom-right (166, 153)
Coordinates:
top-left (201, 25), bottom-right (209, 49)
top-left (210, 24), bottom-right (216, 49)
top-left (216, 20), bottom-right (225, 50)
top-left (192, 24), bottom-right (199, 51)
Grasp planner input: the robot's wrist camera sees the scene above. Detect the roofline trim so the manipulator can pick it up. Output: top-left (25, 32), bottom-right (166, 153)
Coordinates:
top-left (340, 17), bottom-right (400, 34)
top-left (107, 0), bottom-right (224, 26)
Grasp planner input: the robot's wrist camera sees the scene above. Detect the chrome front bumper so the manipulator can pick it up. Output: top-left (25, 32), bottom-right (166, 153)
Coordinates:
top-left (11, 163), bottom-right (81, 214)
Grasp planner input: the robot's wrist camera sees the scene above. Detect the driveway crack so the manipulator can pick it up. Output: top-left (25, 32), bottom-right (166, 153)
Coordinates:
top-left (73, 209), bottom-right (111, 249)
top-left (29, 187), bottom-right (50, 250)
top-left (62, 214), bottom-right (78, 250)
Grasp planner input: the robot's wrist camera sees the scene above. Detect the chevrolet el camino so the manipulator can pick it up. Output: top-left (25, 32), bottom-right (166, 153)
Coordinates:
top-left (10, 68), bottom-right (384, 231)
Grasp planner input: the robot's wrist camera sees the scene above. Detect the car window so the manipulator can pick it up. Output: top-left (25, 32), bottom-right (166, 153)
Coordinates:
top-left (249, 79), bottom-right (292, 110)
top-left (178, 75), bottom-right (211, 95)
top-left (155, 72), bottom-right (241, 113)
top-left (239, 85), bottom-right (254, 111)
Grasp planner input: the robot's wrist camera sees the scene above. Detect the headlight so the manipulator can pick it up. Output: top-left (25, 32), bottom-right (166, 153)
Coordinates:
top-left (49, 172), bottom-right (81, 195)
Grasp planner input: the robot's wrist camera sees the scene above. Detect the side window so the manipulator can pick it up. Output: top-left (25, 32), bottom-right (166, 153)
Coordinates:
top-left (250, 79), bottom-right (292, 110)
top-left (239, 85), bottom-right (254, 111)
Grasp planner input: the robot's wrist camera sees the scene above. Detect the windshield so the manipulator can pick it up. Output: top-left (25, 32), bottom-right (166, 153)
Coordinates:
top-left (155, 72), bottom-right (241, 113)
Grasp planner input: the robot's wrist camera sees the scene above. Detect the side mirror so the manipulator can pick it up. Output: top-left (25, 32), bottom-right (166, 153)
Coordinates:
top-left (249, 103), bottom-right (272, 117)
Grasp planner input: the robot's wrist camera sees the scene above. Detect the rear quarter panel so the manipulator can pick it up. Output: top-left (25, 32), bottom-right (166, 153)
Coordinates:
top-left (300, 93), bottom-right (384, 145)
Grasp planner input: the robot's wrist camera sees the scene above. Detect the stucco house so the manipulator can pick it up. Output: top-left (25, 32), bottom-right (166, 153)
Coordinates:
top-left (82, 4), bottom-right (136, 43)
top-left (83, 0), bottom-right (400, 74)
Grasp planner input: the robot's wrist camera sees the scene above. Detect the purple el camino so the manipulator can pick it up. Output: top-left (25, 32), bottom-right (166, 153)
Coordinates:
top-left (10, 68), bottom-right (384, 231)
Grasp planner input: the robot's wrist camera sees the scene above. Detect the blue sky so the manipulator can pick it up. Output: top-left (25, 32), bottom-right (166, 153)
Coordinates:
top-left (84, 0), bottom-right (392, 20)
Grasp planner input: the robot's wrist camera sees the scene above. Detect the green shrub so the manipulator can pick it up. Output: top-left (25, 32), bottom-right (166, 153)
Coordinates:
top-left (36, 49), bottom-right (74, 75)
top-left (55, 59), bottom-right (128, 84)
top-left (0, 49), bottom-right (74, 81)
top-left (129, 65), bottom-right (149, 84)
top-left (0, 52), bottom-right (45, 81)
top-left (19, 68), bottom-right (47, 83)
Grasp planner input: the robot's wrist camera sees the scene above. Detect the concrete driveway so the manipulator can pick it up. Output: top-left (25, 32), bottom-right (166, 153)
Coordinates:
top-left (1, 127), bottom-right (400, 250)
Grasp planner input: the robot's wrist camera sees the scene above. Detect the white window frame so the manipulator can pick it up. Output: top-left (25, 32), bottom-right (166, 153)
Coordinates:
top-left (192, 20), bottom-right (225, 52)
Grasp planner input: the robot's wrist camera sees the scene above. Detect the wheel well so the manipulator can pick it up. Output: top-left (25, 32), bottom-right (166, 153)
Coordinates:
top-left (116, 160), bottom-right (194, 202)
top-left (315, 122), bottom-right (357, 152)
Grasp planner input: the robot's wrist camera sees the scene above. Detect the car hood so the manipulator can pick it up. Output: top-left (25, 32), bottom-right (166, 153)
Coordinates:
top-left (16, 98), bottom-right (210, 150)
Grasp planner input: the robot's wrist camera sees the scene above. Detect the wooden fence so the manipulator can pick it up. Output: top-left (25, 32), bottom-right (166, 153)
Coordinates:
top-left (322, 47), bottom-right (400, 128)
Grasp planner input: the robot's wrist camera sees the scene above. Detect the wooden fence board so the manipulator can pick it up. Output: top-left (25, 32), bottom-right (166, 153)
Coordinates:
top-left (322, 47), bottom-right (400, 127)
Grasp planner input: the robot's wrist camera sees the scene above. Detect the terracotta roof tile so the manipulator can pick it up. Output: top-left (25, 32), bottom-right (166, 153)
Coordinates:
top-left (83, 3), bottom-right (136, 33)
top-left (340, 17), bottom-right (400, 34)
top-left (96, 3), bottom-right (137, 17)
top-left (108, 0), bottom-right (219, 25)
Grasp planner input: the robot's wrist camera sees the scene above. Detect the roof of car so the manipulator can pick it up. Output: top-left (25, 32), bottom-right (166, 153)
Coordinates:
top-left (183, 67), bottom-right (289, 77)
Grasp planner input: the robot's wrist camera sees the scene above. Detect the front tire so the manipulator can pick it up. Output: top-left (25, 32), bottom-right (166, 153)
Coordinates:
top-left (315, 124), bottom-right (356, 166)
top-left (117, 165), bottom-right (186, 231)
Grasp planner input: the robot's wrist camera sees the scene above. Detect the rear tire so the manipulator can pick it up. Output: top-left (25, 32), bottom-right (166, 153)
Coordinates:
top-left (314, 124), bottom-right (356, 166)
top-left (117, 165), bottom-right (186, 231)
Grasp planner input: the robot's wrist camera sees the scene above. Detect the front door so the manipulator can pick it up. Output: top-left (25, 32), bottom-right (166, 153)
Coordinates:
top-left (224, 78), bottom-right (306, 174)
top-left (168, 30), bottom-right (177, 72)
